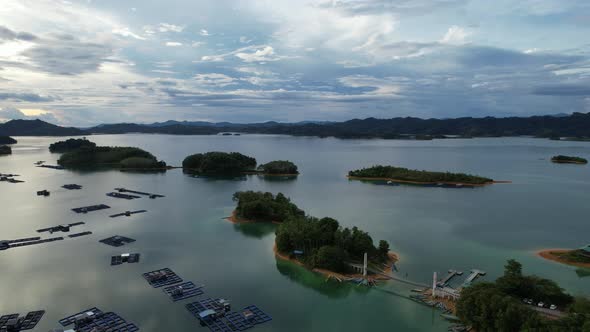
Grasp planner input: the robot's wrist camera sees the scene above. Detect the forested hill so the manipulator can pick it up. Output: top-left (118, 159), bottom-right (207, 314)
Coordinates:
top-left (3, 112), bottom-right (590, 139)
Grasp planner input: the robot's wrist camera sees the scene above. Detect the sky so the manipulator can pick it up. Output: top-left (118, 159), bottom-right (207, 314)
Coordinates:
top-left (0, 0), bottom-right (589, 126)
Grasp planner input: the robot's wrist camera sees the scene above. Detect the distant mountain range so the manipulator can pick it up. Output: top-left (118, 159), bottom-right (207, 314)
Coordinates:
top-left (1, 113), bottom-right (590, 139)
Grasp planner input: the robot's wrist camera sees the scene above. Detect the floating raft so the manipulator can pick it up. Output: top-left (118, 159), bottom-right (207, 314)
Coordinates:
top-left (114, 188), bottom-right (165, 199)
top-left (72, 204), bottom-right (110, 214)
top-left (68, 231), bottom-right (92, 238)
top-left (111, 253), bottom-right (141, 266)
top-left (0, 173), bottom-right (19, 177)
top-left (37, 222), bottom-right (85, 233)
top-left (99, 235), bottom-right (136, 247)
top-left (37, 164), bottom-right (64, 170)
top-left (0, 310), bottom-right (45, 331)
top-left (58, 307), bottom-right (138, 332)
top-left (107, 192), bottom-right (141, 200)
top-left (62, 184), bottom-right (82, 190)
top-left (109, 210), bottom-right (147, 218)
top-left (225, 306), bottom-right (272, 331)
top-left (36, 190), bottom-right (50, 196)
top-left (186, 299), bottom-right (233, 332)
top-left (0, 237), bottom-right (63, 251)
top-left (142, 268), bottom-right (182, 288)
top-left (163, 282), bottom-right (204, 302)
top-left (1, 176), bottom-right (24, 183)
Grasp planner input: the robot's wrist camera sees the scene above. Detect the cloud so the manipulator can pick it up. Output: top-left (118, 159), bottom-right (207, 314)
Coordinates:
top-left (144, 23), bottom-right (184, 35)
top-left (0, 25), bottom-right (38, 42)
top-left (112, 27), bottom-right (145, 40)
top-left (339, 75), bottom-right (403, 95)
top-left (235, 46), bottom-right (284, 62)
top-left (0, 92), bottom-right (56, 102)
top-left (165, 42), bottom-right (183, 47)
top-left (532, 84), bottom-right (590, 96)
top-left (316, 0), bottom-right (469, 15)
top-left (0, 106), bottom-right (59, 123)
top-left (440, 25), bottom-right (471, 44)
top-left (193, 73), bottom-right (236, 87)
top-left (200, 29), bottom-right (210, 36)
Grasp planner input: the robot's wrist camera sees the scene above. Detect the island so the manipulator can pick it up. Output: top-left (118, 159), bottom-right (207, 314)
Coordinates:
top-left (0, 145), bottom-right (11, 155)
top-left (0, 136), bottom-right (17, 144)
top-left (228, 191), bottom-right (396, 280)
top-left (256, 160), bottom-right (299, 176)
top-left (57, 146), bottom-right (167, 170)
top-left (348, 165), bottom-right (495, 186)
top-left (537, 245), bottom-right (590, 268)
top-left (229, 191), bottom-right (305, 223)
top-left (551, 155), bottom-right (588, 164)
top-left (182, 151), bottom-right (256, 175)
top-left (49, 138), bottom-right (96, 153)
top-left (456, 259), bottom-right (589, 331)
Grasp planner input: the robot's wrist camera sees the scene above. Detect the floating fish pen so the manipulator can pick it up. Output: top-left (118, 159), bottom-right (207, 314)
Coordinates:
top-left (163, 282), bottom-right (204, 302)
top-left (37, 164), bottom-right (65, 170)
top-left (37, 222), bottom-right (85, 234)
top-left (72, 204), bottom-right (110, 214)
top-left (36, 190), bottom-right (50, 196)
top-left (0, 310), bottom-right (45, 331)
top-left (68, 231), bottom-right (92, 238)
top-left (142, 268), bottom-right (183, 288)
top-left (1, 176), bottom-right (24, 183)
top-left (0, 173), bottom-right (19, 177)
top-left (186, 299), bottom-right (271, 332)
top-left (109, 210), bottom-right (147, 218)
top-left (114, 188), bottom-right (165, 199)
top-left (57, 307), bottom-right (139, 332)
top-left (111, 253), bottom-right (140, 266)
top-left (62, 184), bottom-right (82, 190)
top-left (225, 305), bottom-right (272, 331)
top-left (99, 235), bottom-right (136, 247)
top-left (106, 192), bottom-right (141, 200)
top-left (0, 237), bottom-right (63, 251)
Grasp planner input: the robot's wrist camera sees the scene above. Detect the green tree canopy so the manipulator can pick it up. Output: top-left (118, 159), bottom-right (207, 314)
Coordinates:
top-left (183, 151), bottom-right (256, 174)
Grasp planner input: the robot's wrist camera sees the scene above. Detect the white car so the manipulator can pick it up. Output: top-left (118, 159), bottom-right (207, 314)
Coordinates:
top-left (538, 302), bottom-right (545, 308)
top-left (549, 304), bottom-right (557, 310)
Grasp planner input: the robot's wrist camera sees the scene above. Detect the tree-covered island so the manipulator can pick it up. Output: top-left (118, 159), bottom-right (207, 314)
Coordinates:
top-left (0, 136), bottom-right (17, 144)
top-left (457, 259), bottom-right (590, 331)
top-left (538, 246), bottom-right (590, 268)
top-left (57, 146), bottom-right (167, 170)
top-left (348, 165), bottom-right (495, 186)
top-left (257, 160), bottom-right (299, 175)
top-left (551, 155), bottom-right (588, 164)
top-left (230, 190), bottom-right (395, 276)
top-left (49, 138), bottom-right (96, 153)
top-left (182, 151), bottom-right (256, 175)
top-left (0, 145), bottom-right (11, 155)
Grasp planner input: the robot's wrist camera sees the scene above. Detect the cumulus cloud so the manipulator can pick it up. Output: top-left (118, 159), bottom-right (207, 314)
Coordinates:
top-left (193, 73), bottom-right (237, 87)
top-left (0, 106), bottom-right (59, 123)
top-left (235, 46), bottom-right (284, 62)
top-left (0, 25), bottom-right (37, 42)
top-left (440, 25), bottom-right (471, 44)
top-left (200, 29), bottom-right (210, 36)
top-left (165, 41), bottom-right (183, 47)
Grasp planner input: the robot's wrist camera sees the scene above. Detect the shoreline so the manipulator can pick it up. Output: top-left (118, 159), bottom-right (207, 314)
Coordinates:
top-left (536, 249), bottom-right (590, 268)
top-left (347, 175), bottom-right (511, 187)
top-left (273, 243), bottom-right (399, 282)
top-left (551, 160), bottom-right (587, 165)
top-left (224, 210), bottom-right (281, 225)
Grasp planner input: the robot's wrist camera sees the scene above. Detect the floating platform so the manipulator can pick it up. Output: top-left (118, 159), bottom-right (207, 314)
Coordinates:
top-left (99, 235), bottom-right (136, 247)
top-left (0, 310), bottom-right (45, 331)
top-left (62, 184), bottom-right (82, 190)
top-left (72, 204), bottom-right (110, 214)
top-left (142, 268), bottom-right (182, 288)
top-left (1, 177), bottom-right (24, 183)
top-left (186, 298), bottom-right (233, 332)
top-left (111, 253), bottom-right (141, 266)
top-left (37, 222), bottom-right (85, 234)
top-left (68, 231), bottom-right (92, 238)
top-left (0, 173), bottom-right (19, 177)
top-left (37, 164), bottom-right (64, 170)
top-left (0, 237), bottom-right (63, 251)
top-left (36, 190), bottom-right (50, 196)
top-left (107, 192), bottom-right (141, 200)
top-left (58, 307), bottom-right (138, 332)
top-left (114, 188), bottom-right (165, 199)
top-left (225, 305), bottom-right (272, 331)
top-left (109, 210), bottom-right (147, 218)
top-left (163, 282), bottom-right (204, 302)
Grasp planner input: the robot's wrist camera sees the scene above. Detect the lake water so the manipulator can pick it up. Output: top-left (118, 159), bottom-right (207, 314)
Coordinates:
top-left (1, 135), bottom-right (590, 331)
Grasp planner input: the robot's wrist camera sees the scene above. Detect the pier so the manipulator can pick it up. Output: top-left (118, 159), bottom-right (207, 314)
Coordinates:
top-left (438, 270), bottom-right (463, 287)
top-left (462, 269), bottom-right (486, 287)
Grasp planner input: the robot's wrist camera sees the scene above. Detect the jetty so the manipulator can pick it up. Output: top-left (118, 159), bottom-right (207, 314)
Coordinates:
top-left (106, 192), bottom-right (141, 200)
top-left (109, 210), bottom-right (147, 218)
top-left (72, 204), bottom-right (110, 214)
top-left (37, 222), bottom-right (85, 233)
top-left (57, 307), bottom-right (139, 332)
top-left (114, 187), bottom-right (165, 199)
top-left (0, 310), bottom-right (45, 331)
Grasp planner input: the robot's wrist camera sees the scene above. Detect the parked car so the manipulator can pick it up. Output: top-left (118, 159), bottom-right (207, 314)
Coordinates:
top-left (549, 304), bottom-right (557, 310)
top-left (526, 299), bottom-right (533, 305)
top-left (538, 302), bottom-right (545, 308)
top-left (522, 298), bottom-right (529, 304)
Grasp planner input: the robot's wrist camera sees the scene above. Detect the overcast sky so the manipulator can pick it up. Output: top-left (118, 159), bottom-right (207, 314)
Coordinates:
top-left (0, 0), bottom-right (589, 126)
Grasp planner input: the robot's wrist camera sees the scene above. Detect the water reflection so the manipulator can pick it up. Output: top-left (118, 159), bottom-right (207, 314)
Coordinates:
top-left (232, 222), bottom-right (276, 239)
top-left (575, 269), bottom-right (590, 278)
top-left (254, 174), bottom-right (298, 182)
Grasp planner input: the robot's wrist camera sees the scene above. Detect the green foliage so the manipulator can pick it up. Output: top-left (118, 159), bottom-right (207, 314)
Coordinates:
top-left (349, 165), bottom-right (493, 184)
top-left (258, 160), bottom-right (299, 174)
top-left (49, 138), bottom-right (96, 153)
top-left (551, 155), bottom-right (588, 164)
top-left (182, 151), bottom-right (256, 174)
top-left (233, 191), bottom-right (304, 222)
top-left (554, 250), bottom-right (590, 264)
top-left (0, 136), bottom-right (17, 144)
top-left (58, 146), bottom-right (165, 169)
top-left (120, 157), bottom-right (166, 169)
top-left (275, 215), bottom-right (390, 273)
top-left (0, 145), bottom-right (11, 155)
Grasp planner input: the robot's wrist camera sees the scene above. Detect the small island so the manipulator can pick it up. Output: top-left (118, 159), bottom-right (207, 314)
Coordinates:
top-left (0, 136), bottom-right (17, 144)
top-left (348, 165), bottom-right (495, 186)
top-left (58, 146), bottom-right (167, 170)
top-left (551, 155), bottom-right (588, 165)
top-left (0, 145), bottom-right (11, 155)
top-left (49, 138), bottom-right (96, 153)
top-left (182, 151), bottom-right (256, 175)
top-left (257, 160), bottom-right (299, 176)
top-left (537, 245), bottom-right (590, 268)
top-left (229, 191), bottom-right (305, 223)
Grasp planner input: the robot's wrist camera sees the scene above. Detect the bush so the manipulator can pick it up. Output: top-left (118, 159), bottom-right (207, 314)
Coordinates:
top-left (183, 151), bottom-right (256, 174)
top-left (258, 160), bottom-right (299, 174)
top-left (58, 146), bottom-right (163, 169)
top-left (49, 138), bottom-right (96, 153)
top-left (233, 191), bottom-right (304, 222)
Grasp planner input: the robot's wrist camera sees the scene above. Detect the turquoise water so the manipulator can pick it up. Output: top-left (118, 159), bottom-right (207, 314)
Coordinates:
top-left (1, 135), bottom-right (589, 331)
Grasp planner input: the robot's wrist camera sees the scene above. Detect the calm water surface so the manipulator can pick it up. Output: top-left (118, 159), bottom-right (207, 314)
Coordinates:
top-left (1, 135), bottom-right (590, 331)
